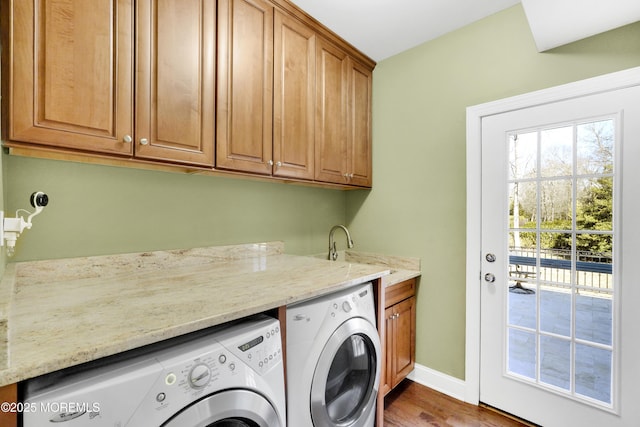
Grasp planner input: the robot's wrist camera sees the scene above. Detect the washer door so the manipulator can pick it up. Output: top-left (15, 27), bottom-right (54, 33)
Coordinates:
top-left (161, 389), bottom-right (282, 427)
top-left (310, 317), bottom-right (381, 427)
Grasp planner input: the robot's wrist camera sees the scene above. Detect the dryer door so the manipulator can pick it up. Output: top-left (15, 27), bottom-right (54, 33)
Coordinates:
top-left (310, 317), bottom-right (381, 427)
top-left (161, 389), bottom-right (282, 427)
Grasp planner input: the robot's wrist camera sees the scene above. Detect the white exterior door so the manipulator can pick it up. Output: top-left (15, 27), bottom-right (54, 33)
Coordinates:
top-left (467, 69), bottom-right (640, 427)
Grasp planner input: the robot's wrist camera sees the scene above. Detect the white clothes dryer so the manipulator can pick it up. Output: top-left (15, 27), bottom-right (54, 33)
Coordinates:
top-left (286, 282), bottom-right (381, 427)
top-left (23, 315), bottom-right (286, 427)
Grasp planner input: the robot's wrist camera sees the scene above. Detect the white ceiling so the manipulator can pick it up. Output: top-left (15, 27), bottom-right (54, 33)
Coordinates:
top-left (521, 0), bottom-right (640, 51)
top-left (288, 0), bottom-right (640, 61)
top-left (288, 0), bottom-right (521, 61)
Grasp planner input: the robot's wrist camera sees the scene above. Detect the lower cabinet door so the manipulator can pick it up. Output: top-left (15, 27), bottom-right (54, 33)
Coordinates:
top-left (383, 305), bottom-right (395, 395)
top-left (0, 384), bottom-right (17, 427)
top-left (384, 295), bottom-right (417, 393)
top-left (392, 296), bottom-right (416, 388)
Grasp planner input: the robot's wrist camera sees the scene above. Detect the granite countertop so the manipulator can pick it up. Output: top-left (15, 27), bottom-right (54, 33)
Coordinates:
top-left (308, 250), bottom-right (421, 287)
top-left (345, 250), bottom-right (421, 287)
top-left (0, 242), bottom-right (391, 387)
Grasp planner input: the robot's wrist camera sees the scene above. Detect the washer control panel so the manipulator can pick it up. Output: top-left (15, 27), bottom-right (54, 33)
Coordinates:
top-left (221, 321), bottom-right (282, 375)
top-left (159, 348), bottom-right (225, 401)
top-left (128, 316), bottom-right (283, 426)
top-left (23, 315), bottom-right (284, 427)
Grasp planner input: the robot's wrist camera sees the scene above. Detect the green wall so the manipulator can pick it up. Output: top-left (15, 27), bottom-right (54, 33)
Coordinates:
top-left (347, 5), bottom-right (640, 380)
top-left (3, 2), bottom-right (639, 382)
top-left (3, 156), bottom-right (348, 261)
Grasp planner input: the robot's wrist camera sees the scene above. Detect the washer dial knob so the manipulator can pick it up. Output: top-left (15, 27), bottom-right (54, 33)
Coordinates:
top-left (188, 363), bottom-right (211, 389)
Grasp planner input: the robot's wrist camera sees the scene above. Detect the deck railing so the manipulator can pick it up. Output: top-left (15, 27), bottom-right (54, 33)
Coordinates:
top-left (508, 247), bottom-right (613, 293)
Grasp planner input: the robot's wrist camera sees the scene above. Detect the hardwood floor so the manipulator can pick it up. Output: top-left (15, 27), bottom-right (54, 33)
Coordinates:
top-left (383, 380), bottom-right (531, 427)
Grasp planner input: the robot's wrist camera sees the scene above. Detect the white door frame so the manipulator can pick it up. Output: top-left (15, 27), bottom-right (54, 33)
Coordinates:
top-left (464, 66), bottom-right (640, 405)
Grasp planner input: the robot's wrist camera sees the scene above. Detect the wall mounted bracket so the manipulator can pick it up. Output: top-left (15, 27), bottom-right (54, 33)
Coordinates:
top-left (0, 192), bottom-right (49, 256)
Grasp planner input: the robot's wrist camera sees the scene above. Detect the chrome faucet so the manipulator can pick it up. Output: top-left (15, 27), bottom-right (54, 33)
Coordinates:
top-left (328, 225), bottom-right (354, 261)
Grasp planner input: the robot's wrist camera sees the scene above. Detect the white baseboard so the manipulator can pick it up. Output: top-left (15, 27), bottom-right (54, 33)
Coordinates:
top-left (406, 363), bottom-right (468, 403)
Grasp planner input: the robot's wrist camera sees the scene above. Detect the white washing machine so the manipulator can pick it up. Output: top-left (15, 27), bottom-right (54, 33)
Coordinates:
top-left (23, 314), bottom-right (286, 427)
top-left (286, 282), bottom-right (381, 427)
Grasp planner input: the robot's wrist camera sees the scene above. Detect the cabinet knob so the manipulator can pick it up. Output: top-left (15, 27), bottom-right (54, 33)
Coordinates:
top-left (140, 138), bottom-right (149, 146)
top-left (268, 160), bottom-right (274, 166)
top-left (123, 135), bottom-right (132, 144)
top-left (276, 161), bottom-right (282, 167)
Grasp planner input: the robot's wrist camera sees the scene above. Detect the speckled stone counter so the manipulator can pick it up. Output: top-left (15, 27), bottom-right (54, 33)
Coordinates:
top-left (344, 251), bottom-right (421, 287)
top-left (0, 242), bottom-right (390, 387)
top-left (310, 250), bottom-right (421, 287)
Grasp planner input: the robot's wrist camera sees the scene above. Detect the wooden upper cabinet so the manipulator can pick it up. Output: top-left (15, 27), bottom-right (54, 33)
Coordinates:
top-left (5, 0), bottom-right (214, 166)
top-left (314, 37), bottom-right (373, 187)
top-left (5, 0), bottom-right (134, 155)
top-left (216, 0), bottom-right (274, 175)
top-left (347, 59), bottom-right (373, 187)
top-left (3, 0), bottom-right (374, 187)
top-left (273, 10), bottom-right (316, 180)
top-left (135, 0), bottom-right (215, 166)
top-left (314, 37), bottom-right (349, 184)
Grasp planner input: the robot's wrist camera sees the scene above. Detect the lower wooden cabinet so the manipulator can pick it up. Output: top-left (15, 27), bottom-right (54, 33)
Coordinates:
top-left (382, 278), bottom-right (416, 395)
top-left (0, 383), bottom-right (18, 427)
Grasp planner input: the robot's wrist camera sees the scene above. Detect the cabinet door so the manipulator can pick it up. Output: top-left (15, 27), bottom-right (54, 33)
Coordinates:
top-left (273, 11), bottom-right (315, 180)
top-left (0, 383), bottom-right (17, 427)
top-left (392, 296), bottom-right (416, 388)
top-left (347, 59), bottom-right (373, 187)
top-left (136, 0), bottom-right (215, 166)
top-left (383, 305), bottom-right (394, 396)
top-left (217, 0), bottom-right (274, 174)
top-left (7, 0), bottom-right (133, 155)
top-left (314, 37), bottom-right (348, 184)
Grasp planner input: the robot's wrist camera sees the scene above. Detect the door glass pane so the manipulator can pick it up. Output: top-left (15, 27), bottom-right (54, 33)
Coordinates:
top-left (509, 287), bottom-right (536, 329)
top-left (506, 118), bottom-right (615, 408)
top-left (508, 329), bottom-right (536, 380)
top-left (324, 334), bottom-right (374, 423)
top-left (540, 288), bottom-right (570, 336)
top-left (577, 120), bottom-right (614, 175)
top-left (509, 131), bottom-right (537, 179)
top-left (509, 182), bottom-right (537, 229)
top-left (539, 179), bottom-right (572, 230)
top-left (576, 294), bottom-right (612, 346)
top-left (575, 343), bottom-right (612, 404)
top-left (577, 177), bottom-right (613, 231)
top-left (508, 230), bottom-right (537, 296)
top-left (541, 126), bottom-right (573, 178)
top-left (539, 232), bottom-right (572, 285)
top-left (540, 335), bottom-right (571, 391)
